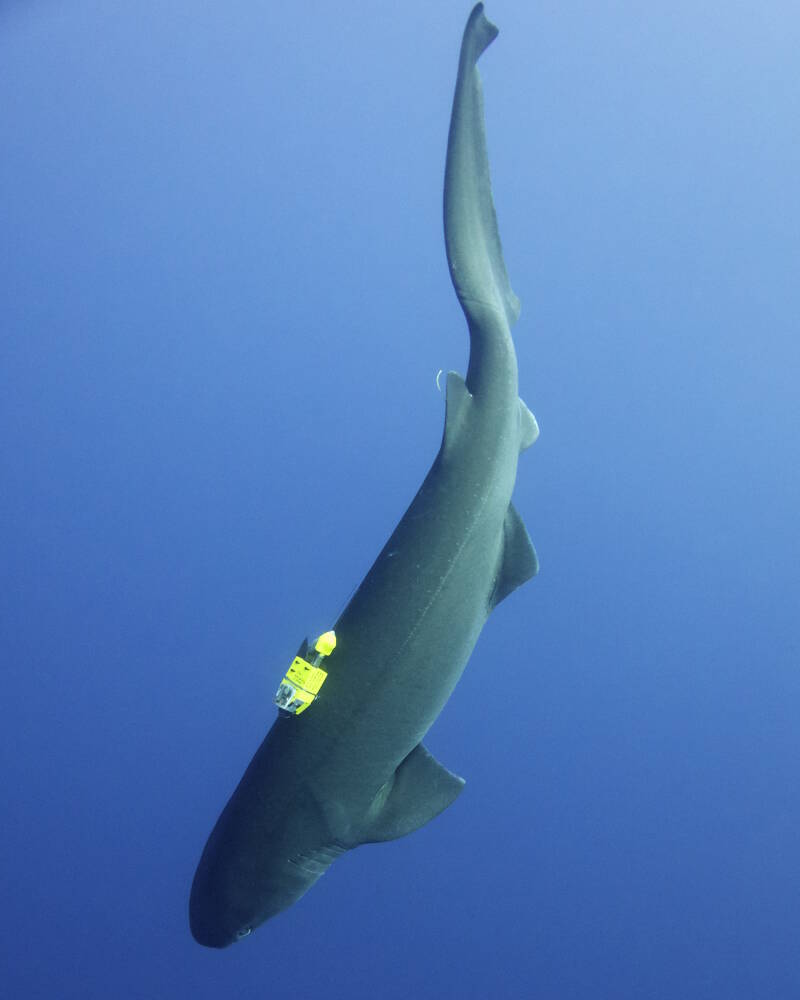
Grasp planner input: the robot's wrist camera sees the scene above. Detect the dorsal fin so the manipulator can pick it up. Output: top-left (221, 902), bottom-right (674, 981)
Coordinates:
top-left (489, 502), bottom-right (539, 608)
top-left (442, 371), bottom-right (473, 454)
top-left (358, 744), bottom-right (465, 844)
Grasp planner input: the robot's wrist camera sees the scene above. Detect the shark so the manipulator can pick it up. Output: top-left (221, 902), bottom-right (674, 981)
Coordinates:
top-left (190, 2), bottom-right (539, 948)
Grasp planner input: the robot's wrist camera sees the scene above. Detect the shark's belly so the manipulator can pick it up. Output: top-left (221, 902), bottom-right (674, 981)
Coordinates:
top-left (303, 498), bottom-right (506, 814)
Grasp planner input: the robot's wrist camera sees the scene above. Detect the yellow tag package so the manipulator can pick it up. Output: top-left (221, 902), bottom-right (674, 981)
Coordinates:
top-left (274, 631), bottom-right (336, 715)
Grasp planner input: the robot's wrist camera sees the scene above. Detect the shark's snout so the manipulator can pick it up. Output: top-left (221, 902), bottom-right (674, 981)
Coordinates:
top-left (189, 867), bottom-right (250, 949)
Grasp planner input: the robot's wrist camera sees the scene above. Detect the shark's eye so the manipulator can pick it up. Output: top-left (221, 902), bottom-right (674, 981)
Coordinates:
top-left (236, 927), bottom-right (252, 939)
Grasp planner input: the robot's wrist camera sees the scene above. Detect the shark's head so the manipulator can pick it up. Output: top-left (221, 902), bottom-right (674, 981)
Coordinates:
top-left (189, 868), bottom-right (259, 948)
top-left (189, 831), bottom-right (325, 948)
top-left (189, 914), bottom-right (252, 949)
top-left (189, 828), bottom-right (285, 948)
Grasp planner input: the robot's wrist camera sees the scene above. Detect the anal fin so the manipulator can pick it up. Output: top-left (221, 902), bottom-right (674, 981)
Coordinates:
top-left (519, 398), bottom-right (539, 450)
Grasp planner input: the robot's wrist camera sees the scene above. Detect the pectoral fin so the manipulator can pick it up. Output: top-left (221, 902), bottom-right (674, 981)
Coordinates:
top-left (359, 744), bottom-right (465, 844)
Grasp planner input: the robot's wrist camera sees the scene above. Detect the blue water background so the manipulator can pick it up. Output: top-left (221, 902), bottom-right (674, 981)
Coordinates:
top-left (2, 2), bottom-right (799, 997)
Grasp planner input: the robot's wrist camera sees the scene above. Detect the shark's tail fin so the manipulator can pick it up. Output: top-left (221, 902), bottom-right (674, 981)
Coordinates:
top-left (444, 3), bottom-right (520, 334)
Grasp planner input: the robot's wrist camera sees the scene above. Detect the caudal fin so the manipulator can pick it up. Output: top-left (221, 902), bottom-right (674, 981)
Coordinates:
top-left (444, 4), bottom-right (520, 332)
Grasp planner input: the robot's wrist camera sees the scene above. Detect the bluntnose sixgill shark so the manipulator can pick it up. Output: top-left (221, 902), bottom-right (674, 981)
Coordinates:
top-left (190, 2), bottom-right (539, 948)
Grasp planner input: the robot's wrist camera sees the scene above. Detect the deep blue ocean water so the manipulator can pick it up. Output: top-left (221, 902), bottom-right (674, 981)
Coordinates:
top-left (2, 2), bottom-right (799, 997)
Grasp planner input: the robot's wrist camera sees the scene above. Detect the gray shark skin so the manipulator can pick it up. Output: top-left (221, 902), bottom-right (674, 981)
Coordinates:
top-left (190, 2), bottom-right (538, 949)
